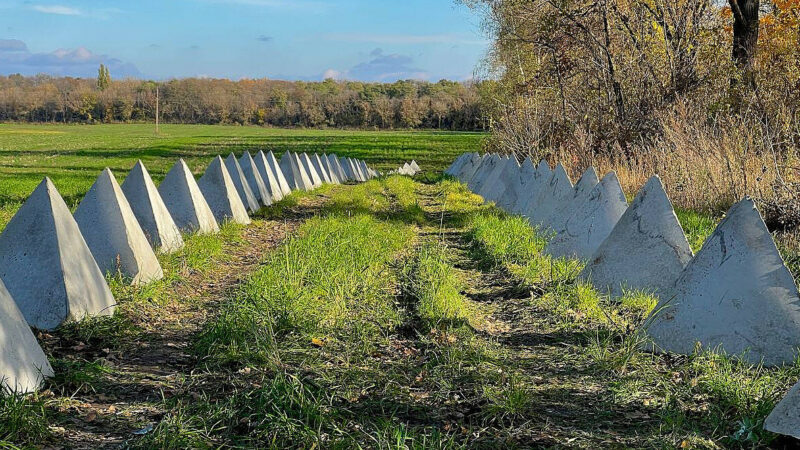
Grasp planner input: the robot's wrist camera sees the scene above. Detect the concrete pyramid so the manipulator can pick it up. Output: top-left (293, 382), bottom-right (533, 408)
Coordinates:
top-left (74, 169), bottom-right (164, 285)
top-left (121, 161), bottom-right (184, 253)
top-left (410, 160), bottom-right (420, 172)
top-left (645, 198), bottom-right (800, 366)
top-left (445, 153), bottom-right (469, 176)
top-left (255, 151), bottom-right (286, 201)
top-left (480, 157), bottom-right (517, 202)
top-left (765, 380), bottom-right (800, 438)
top-left (239, 152), bottom-right (273, 207)
top-left (265, 151), bottom-right (292, 196)
top-left (321, 154), bottom-right (341, 184)
top-left (527, 164), bottom-right (574, 228)
top-left (0, 279), bottom-right (53, 392)
top-left (0, 178), bottom-right (116, 330)
top-left (458, 153), bottom-right (483, 183)
top-left (224, 153), bottom-right (260, 212)
top-left (580, 176), bottom-right (693, 299)
top-left (357, 159), bottom-right (369, 181)
top-left (350, 158), bottom-right (365, 182)
top-left (198, 156), bottom-right (251, 225)
top-left (496, 161), bottom-right (525, 212)
top-left (546, 167), bottom-right (600, 234)
top-left (311, 153), bottom-right (333, 184)
top-left (513, 159), bottom-right (552, 215)
top-left (328, 154), bottom-right (348, 182)
top-left (546, 171), bottom-right (628, 259)
top-left (159, 159), bottom-right (220, 234)
top-left (338, 156), bottom-right (355, 180)
top-left (300, 153), bottom-right (324, 187)
top-left (360, 160), bottom-right (372, 179)
top-left (468, 154), bottom-right (499, 191)
top-left (280, 152), bottom-right (313, 191)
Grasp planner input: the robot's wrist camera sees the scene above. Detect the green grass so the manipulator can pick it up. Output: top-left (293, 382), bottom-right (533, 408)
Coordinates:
top-left (0, 123), bottom-right (484, 227)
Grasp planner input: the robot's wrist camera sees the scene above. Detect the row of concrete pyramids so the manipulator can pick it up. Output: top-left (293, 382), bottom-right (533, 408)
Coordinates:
top-left (389, 160), bottom-right (421, 176)
top-left (446, 152), bottom-right (800, 438)
top-left (0, 151), bottom-right (376, 394)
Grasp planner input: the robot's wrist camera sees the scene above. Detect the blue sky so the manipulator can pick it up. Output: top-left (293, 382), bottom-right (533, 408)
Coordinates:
top-left (0, 0), bottom-right (488, 82)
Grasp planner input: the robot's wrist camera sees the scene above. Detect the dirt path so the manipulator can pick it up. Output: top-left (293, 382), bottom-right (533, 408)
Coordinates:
top-left (40, 196), bottom-right (330, 449)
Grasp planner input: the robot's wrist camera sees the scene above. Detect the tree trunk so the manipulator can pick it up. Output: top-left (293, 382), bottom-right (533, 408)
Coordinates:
top-left (729, 0), bottom-right (759, 84)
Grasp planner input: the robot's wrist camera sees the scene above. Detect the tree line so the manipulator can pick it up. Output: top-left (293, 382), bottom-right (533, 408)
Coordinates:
top-left (0, 74), bottom-right (487, 130)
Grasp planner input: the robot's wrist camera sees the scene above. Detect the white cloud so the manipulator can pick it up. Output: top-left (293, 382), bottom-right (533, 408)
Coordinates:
top-left (0, 40), bottom-right (140, 77)
top-left (323, 49), bottom-right (429, 82)
top-left (32, 5), bottom-right (82, 15)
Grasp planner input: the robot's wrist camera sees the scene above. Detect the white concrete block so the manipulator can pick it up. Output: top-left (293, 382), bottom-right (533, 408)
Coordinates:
top-left (280, 152), bottom-right (313, 191)
top-left (158, 159), bottom-right (220, 235)
top-left (321, 154), bottom-right (341, 184)
top-left (526, 163), bottom-right (573, 228)
top-left (765, 380), bottom-right (800, 438)
top-left (580, 176), bottom-right (693, 299)
top-left (0, 178), bottom-right (116, 330)
top-left (645, 198), bottom-right (800, 366)
top-left (265, 151), bottom-right (292, 196)
top-left (300, 153), bottom-right (323, 187)
top-left (513, 159), bottom-right (552, 216)
top-left (121, 161), bottom-right (184, 253)
top-left (312, 154), bottom-right (332, 184)
top-left (546, 171), bottom-right (628, 259)
top-left (239, 152), bottom-right (273, 207)
top-left (254, 151), bottom-right (285, 201)
top-left (198, 156), bottom-right (251, 225)
top-left (74, 168), bottom-right (164, 285)
top-left (224, 153), bottom-right (260, 213)
top-left (545, 167), bottom-right (599, 234)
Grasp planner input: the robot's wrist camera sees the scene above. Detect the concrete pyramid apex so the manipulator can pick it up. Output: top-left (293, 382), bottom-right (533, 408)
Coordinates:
top-left (338, 156), bottom-right (354, 180)
top-left (512, 158), bottom-right (552, 214)
top-left (459, 153), bottom-right (484, 183)
top-left (352, 158), bottom-right (367, 181)
top-left (410, 160), bottom-right (420, 172)
top-left (253, 151), bottom-right (283, 202)
top-left (546, 171), bottom-right (628, 259)
top-left (445, 153), bottom-right (468, 176)
top-left (75, 168), bottom-right (164, 285)
top-left (0, 178), bottom-right (116, 330)
top-left (239, 152), bottom-right (273, 207)
top-left (347, 158), bottom-right (364, 182)
top-left (495, 160), bottom-right (525, 212)
top-left (300, 153), bottom-right (324, 187)
top-left (312, 153), bottom-right (333, 184)
top-left (328, 154), bottom-right (348, 182)
top-left (361, 161), bottom-right (373, 179)
top-left (0, 278), bottom-right (53, 392)
top-left (121, 160), bottom-right (184, 253)
top-left (645, 197), bottom-right (800, 366)
top-left (198, 156), bottom-right (251, 225)
top-left (265, 151), bottom-right (292, 196)
top-left (765, 379), bottom-right (800, 438)
top-left (320, 154), bottom-right (341, 184)
top-left (224, 153), bottom-right (260, 212)
top-left (280, 152), bottom-right (313, 191)
top-left (520, 157), bottom-right (536, 180)
top-left (527, 163), bottom-right (574, 227)
top-left (468, 154), bottom-right (498, 191)
top-left (478, 156), bottom-right (517, 202)
top-left (580, 175), bottom-right (692, 299)
top-left (547, 167), bottom-right (600, 234)
top-left (159, 159), bottom-right (220, 235)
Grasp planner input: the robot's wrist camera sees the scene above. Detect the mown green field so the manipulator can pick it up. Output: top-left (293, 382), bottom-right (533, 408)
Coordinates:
top-left (0, 123), bottom-right (484, 225)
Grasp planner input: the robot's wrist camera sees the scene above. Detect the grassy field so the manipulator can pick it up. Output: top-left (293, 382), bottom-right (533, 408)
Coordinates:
top-left (2, 173), bottom-right (797, 448)
top-left (0, 123), bottom-right (484, 225)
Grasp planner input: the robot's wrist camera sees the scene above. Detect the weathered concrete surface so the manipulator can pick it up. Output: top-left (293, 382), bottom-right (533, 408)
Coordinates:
top-left (468, 154), bottom-right (499, 192)
top-left (0, 178), bottom-right (116, 330)
top-left (526, 163), bottom-right (573, 228)
top-left (121, 160), bottom-right (184, 253)
top-left (545, 167), bottom-right (600, 234)
top-left (312, 153), bottom-right (333, 184)
top-left (513, 159), bottom-right (552, 216)
top-left (580, 176), bottom-right (693, 299)
top-left (645, 198), bottom-right (800, 366)
top-left (0, 278), bottom-right (54, 392)
top-left (328, 154), bottom-right (348, 182)
top-left (352, 158), bottom-right (367, 181)
top-left (459, 153), bottom-right (484, 184)
top-left (546, 171), bottom-right (628, 259)
top-left (410, 160), bottom-right (420, 172)
top-left (321, 154), bottom-right (341, 184)
top-left (480, 157), bottom-right (517, 203)
top-left (265, 151), bottom-right (292, 196)
top-left (765, 380), bottom-right (800, 438)
top-left (445, 153), bottom-right (469, 176)
top-left (280, 152), bottom-right (313, 191)
top-left (360, 160), bottom-right (372, 179)
top-left (338, 156), bottom-right (355, 181)
top-left (300, 153), bottom-right (324, 187)
top-left (239, 152), bottom-right (273, 206)
top-left (198, 156), bottom-right (251, 225)
top-left (158, 159), bottom-right (220, 235)
top-left (495, 160), bottom-right (526, 212)
top-left (224, 153), bottom-right (260, 212)
top-left (74, 169), bottom-right (164, 285)
top-left (252, 151), bottom-right (284, 202)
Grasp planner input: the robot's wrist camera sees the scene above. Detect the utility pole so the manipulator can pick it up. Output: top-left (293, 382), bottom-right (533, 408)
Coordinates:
top-left (155, 83), bottom-right (160, 134)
